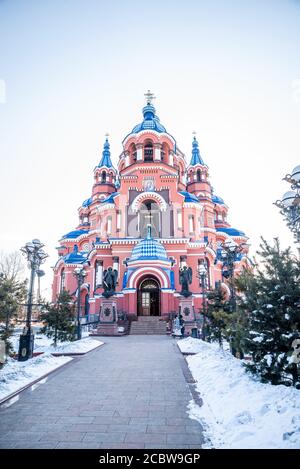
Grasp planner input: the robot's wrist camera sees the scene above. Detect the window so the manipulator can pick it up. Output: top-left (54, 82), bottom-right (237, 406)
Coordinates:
top-left (144, 140), bottom-right (153, 161)
top-left (60, 268), bottom-right (65, 292)
top-left (197, 169), bottom-right (201, 182)
top-left (189, 215), bottom-right (195, 233)
top-left (84, 294), bottom-right (90, 317)
top-left (101, 171), bottom-right (106, 183)
top-left (177, 209), bottom-right (183, 229)
top-left (95, 260), bottom-right (103, 288)
top-left (117, 210), bottom-right (121, 231)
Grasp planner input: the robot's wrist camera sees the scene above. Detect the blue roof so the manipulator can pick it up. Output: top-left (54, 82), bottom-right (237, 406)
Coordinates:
top-left (82, 197), bottom-right (92, 208)
top-left (63, 246), bottom-right (89, 264)
top-left (212, 194), bottom-right (225, 205)
top-left (216, 227), bottom-right (246, 237)
top-left (98, 138), bottom-right (113, 168)
top-left (179, 191), bottom-right (200, 203)
top-left (130, 227), bottom-right (168, 261)
top-left (190, 136), bottom-right (205, 166)
top-left (62, 230), bottom-right (89, 239)
top-left (100, 192), bottom-right (119, 204)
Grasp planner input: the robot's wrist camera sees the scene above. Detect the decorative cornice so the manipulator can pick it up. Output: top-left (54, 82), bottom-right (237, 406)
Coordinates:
top-left (183, 202), bottom-right (203, 209)
top-left (96, 203), bottom-right (115, 213)
top-left (122, 129), bottom-right (176, 147)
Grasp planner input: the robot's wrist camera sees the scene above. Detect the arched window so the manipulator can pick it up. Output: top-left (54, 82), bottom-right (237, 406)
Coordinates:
top-left (130, 143), bottom-right (137, 162)
top-left (84, 293), bottom-right (90, 317)
top-left (144, 140), bottom-right (153, 162)
top-left (60, 268), bottom-right (65, 292)
top-left (101, 171), bottom-right (106, 183)
top-left (197, 169), bottom-right (201, 182)
top-left (205, 258), bottom-right (211, 289)
top-left (139, 200), bottom-right (160, 237)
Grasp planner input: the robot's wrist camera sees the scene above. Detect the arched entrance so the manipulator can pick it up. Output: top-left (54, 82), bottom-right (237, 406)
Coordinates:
top-left (138, 277), bottom-right (160, 316)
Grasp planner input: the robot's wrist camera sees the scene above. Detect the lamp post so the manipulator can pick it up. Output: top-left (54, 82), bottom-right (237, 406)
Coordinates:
top-left (73, 266), bottom-right (87, 340)
top-left (274, 165), bottom-right (300, 246)
top-left (197, 263), bottom-right (208, 340)
top-left (18, 239), bottom-right (48, 361)
top-left (220, 239), bottom-right (248, 313)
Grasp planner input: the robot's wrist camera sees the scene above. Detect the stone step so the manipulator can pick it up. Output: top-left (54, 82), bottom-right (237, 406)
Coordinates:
top-left (130, 319), bottom-right (167, 335)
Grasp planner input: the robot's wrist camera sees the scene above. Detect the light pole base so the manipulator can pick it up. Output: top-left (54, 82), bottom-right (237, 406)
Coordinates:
top-left (18, 331), bottom-right (34, 361)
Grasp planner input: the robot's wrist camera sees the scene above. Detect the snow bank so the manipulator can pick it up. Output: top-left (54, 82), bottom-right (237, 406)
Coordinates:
top-left (0, 354), bottom-right (72, 401)
top-left (10, 334), bottom-right (103, 355)
top-left (34, 337), bottom-right (103, 354)
top-left (178, 338), bottom-right (300, 449)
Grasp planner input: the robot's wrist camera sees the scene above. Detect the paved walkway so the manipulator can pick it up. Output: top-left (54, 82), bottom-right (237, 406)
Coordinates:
top-left (0, 336), bottom-right (204, 449)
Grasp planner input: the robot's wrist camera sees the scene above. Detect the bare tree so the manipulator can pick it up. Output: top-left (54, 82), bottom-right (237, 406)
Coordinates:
top-left (0, 251), bottom-right (25, 282)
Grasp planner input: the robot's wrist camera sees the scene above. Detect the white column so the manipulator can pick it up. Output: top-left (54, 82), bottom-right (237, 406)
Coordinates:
top-left (154, 144), bottom-right (161, 161)
top-left (169, 151), bottom-right (174, 166)
top-left (137, 145), bottom-right (143, 161)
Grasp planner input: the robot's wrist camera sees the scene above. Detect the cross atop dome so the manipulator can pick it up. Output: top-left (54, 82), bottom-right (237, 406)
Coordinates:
top-left (144, 89), bottom-right (156, 105)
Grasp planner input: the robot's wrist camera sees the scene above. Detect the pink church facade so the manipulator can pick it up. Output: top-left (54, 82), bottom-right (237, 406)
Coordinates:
top-left (52, 94), bottom-right (249, 326)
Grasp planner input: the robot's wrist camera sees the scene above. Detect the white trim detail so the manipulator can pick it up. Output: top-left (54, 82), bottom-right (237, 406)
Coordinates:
top-left (128, 267), bottom-right (169, 289)
top-left (131, 192), bottom-right (168, 213)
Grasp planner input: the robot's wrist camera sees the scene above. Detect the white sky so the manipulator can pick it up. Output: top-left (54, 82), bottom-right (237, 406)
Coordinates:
top-left (0, 0), bottom-right (299, 298)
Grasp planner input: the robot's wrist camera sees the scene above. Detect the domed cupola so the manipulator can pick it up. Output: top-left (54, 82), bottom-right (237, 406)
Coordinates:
top-left (130, 226), bottom-right (168, 261)
top-left (131, 101), bottom-right (167, 134)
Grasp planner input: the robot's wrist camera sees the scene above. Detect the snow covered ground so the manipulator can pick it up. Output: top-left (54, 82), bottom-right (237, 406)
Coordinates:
top-left (177, 337), bottom-right (300, 449)
top-left (0, 354), bottom-right (72, 401)
top-left (10, 333), bottom-right (103, 355)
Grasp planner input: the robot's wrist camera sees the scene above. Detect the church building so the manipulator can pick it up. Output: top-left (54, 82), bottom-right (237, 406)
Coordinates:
top-left (52, 92), bottom-right (248, 332)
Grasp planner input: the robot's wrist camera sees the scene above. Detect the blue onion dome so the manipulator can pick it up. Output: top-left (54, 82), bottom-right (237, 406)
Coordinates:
top-left (130, 226), bottom-right (167, 261)
top-left (131, 103), bottom-right (167, 134)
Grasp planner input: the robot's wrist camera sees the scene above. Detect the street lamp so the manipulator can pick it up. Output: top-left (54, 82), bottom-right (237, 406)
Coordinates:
top-left (18, 239), bottom-right (48, 361)
top-left (73, 266), bottom-right (87, 340)
top-left (275, 165), bottom-right (300, 245)
top-left (220, 239), bottom-right (248, 313)
top-left (197, 263), bottom-right (208, 340)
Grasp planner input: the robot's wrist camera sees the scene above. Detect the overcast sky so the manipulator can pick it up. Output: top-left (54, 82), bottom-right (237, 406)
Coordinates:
top-left (0, 0), bottom-right (300, 298)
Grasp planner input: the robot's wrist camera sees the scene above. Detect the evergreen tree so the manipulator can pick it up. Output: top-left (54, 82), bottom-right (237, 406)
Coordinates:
top-left (205, 286), bottom-right (228, 346)
top-left (236, 238), bottom-right (300, 387)
top-left (205, 285), bottom-right (247, 356)
top-left (39, 290), bottom-right (76, 347)
top-left (0, 273), bottom-right (27, 356)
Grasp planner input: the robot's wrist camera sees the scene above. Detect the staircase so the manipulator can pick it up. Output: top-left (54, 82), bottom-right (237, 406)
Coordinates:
top-left (130, 316), bottom-right (167, 335)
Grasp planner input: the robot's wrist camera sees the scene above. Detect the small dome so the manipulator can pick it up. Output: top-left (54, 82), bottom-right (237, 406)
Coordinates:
top-left (130, 228), bottom-right (167, 261)
top-left (212, 194), bottom-right (225, 205)
top-left (291, 165), bottom-right (300, 182)
top-left (179, 191), bottom-right (200, 203)
top-left (62, 230), bottom-right (89, 239)
top-left (100, 192), bottom-right (119, 204)
top-left (216, 227), bottom-right (246, 237)
top-left (82, 197), bottom-right (92, 208)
